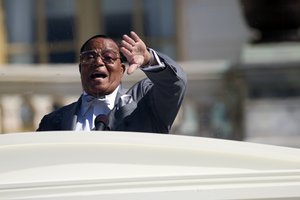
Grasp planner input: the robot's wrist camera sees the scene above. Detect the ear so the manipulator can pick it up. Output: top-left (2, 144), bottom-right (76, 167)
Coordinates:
top-left (121, 63), bottom-right (126, 75)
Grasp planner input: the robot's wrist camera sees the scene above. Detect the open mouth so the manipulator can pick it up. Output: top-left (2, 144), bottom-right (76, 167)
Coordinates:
top-left (90, 72), bottom-right (107, 79)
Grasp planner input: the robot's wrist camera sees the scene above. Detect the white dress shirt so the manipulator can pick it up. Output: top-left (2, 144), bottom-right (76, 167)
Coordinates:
top-left (75, 86), bottom-right (119, 131)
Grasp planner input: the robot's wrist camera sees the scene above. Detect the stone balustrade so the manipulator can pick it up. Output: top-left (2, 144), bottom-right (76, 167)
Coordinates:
top-left (0, 62), bottom-right (240, 139)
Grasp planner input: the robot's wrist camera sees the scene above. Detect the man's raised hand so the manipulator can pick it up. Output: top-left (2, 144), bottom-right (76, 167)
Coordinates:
top-left (120, 31), bottom-right (152, 75)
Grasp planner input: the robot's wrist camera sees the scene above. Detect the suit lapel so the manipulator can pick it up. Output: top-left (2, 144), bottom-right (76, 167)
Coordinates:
top-left (108, 86), bottom-right (136, 129)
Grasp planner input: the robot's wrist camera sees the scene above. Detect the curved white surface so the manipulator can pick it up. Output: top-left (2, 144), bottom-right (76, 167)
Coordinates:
top-left (0, 131), bottom-right (300, 199)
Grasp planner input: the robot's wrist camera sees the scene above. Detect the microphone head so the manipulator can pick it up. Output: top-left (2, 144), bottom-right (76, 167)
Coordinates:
top-left (94, 114), bottom-right (110, 130)
top-left (95, 114), bottom-right (109, 125)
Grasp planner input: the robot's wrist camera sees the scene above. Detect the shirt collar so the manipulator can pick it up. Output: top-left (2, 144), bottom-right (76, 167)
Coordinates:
top-left (83, 85), bottom-right (119, 110)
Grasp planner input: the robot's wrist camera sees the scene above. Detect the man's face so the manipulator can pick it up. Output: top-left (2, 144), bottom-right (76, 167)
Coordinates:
top-left (79, 37), bottom-right (125, 97)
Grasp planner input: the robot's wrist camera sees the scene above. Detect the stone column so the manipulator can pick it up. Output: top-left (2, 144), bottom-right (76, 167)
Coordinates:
top-left (31, 95), bottom-right (53, 130)
top-left (1, 95), bottom-right (23, 133)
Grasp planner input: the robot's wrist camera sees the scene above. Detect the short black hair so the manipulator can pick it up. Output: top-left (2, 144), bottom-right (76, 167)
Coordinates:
top-left (80, 34), bottom-right (110, 53)
top-left (79, 34), bottom-right (127, 63)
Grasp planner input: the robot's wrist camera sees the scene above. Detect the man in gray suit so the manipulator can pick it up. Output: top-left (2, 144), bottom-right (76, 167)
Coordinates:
top-left (37, 31), bottom-right (187, 133)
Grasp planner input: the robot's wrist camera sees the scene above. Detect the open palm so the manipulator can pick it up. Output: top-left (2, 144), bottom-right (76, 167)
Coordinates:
top-left (120, 31), bottom-right (151, 74)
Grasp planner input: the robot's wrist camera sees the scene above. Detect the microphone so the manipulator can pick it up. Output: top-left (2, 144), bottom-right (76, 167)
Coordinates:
top-left (94, 114), bottom-right (110, 131)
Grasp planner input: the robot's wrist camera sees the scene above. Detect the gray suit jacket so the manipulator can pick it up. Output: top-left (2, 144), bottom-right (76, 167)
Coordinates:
top-left (37, 51), bottom-right (187, 133)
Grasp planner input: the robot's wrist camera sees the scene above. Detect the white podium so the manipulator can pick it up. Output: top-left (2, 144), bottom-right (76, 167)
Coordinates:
top-left (0, 131), bottom-right (300, 199)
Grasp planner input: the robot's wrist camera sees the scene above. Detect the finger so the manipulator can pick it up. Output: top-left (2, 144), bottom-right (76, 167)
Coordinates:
top-left (130, 31), bottom-right (141, 42)
top-left (122, 34), bottom-right (136, 46)
top-left (121, 40), bottom-right (133, 52)
top-left (120, 47), bottom-right (131, 58)
top-left (127, 64), bottom-right (139, 75)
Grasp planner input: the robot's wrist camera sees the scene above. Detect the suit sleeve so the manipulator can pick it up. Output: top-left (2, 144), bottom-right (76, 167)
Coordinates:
top-left (141, 51), bottom-right (187, 132)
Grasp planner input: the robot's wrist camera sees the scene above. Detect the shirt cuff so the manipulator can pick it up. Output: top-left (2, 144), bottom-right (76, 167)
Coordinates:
top-left (141, 48), bottom-right (166, 72)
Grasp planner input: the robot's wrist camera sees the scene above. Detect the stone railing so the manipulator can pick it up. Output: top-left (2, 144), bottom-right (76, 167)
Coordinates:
top-left (0, 61), bottom-right (241, 139)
